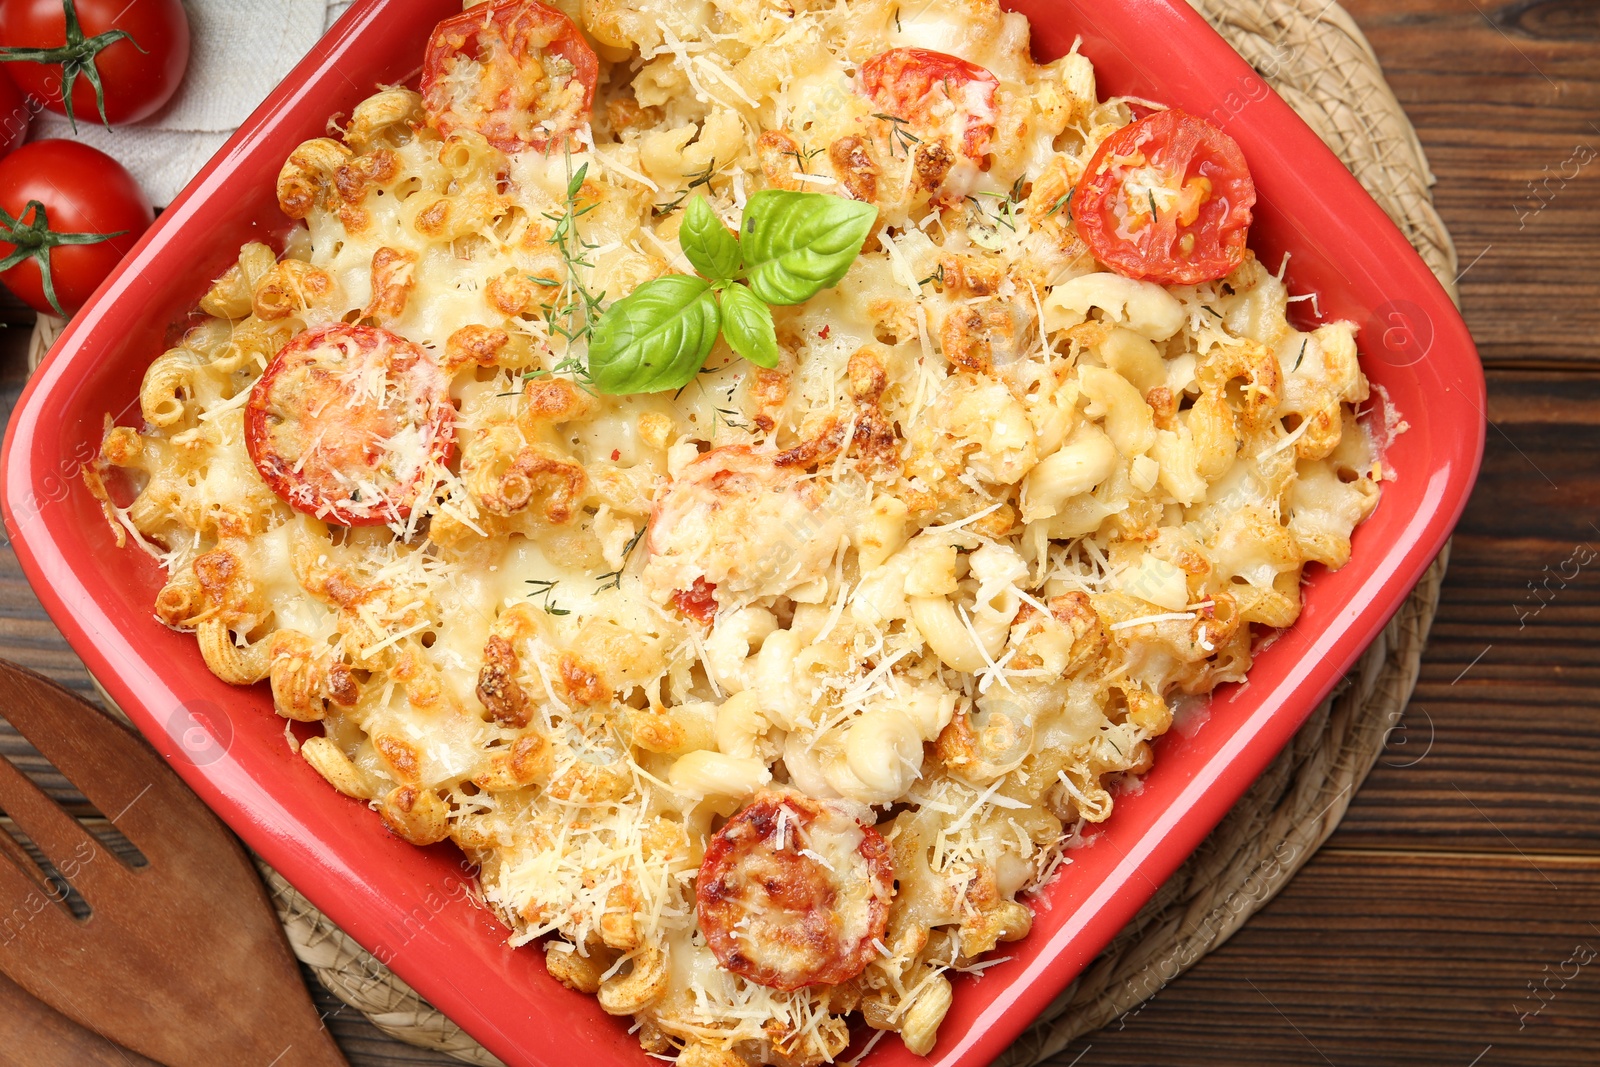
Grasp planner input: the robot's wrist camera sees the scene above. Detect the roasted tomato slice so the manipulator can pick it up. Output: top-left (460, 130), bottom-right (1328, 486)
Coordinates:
top-left (861, 47), bottom-right (999, 161)
top-left (697, 791), bottom-right (893, 991)
top-left (1073, 109), bottom-right (1256, 285)
top-left (671, 577), bottom-right (719, 625)
top-left (245, 324), bottom-right (455, 527)
top-left (421, 0), bottom-right (599, 153)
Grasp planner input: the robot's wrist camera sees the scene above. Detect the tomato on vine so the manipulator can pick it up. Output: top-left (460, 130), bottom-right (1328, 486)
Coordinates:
top-left (0, 67), bottom-right (27, 155)
top-left (0, 0), bottom-right (190, 128)
top-left (0, 139), bottom-right (151, 316)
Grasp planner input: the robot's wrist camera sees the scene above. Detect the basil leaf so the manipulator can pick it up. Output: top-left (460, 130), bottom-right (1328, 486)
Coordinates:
top-left (718, 283), bottom-right (779, 369)
top-left (740, 190), bottom-right (878, 306)
top-left (679, 196), bottom-right (743, 282)
top-left (588, 275), bottom-right (721, 394)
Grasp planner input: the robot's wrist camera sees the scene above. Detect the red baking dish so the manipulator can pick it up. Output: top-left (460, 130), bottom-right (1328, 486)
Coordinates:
top-left (1, 1), bottom-right (1483, 1064)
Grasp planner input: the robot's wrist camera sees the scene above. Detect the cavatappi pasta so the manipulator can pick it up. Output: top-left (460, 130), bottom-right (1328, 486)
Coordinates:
top-left (91, 0), bottom-right (1382, 1062)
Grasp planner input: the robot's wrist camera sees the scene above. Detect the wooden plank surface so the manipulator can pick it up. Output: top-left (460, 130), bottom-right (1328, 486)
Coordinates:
top-left (1056, 851), bottom-right (1600, 1066)
top-left (0, 2), bottom-right (1595, 1065)
top-left (1363, 0), bottom-right (1600, 371)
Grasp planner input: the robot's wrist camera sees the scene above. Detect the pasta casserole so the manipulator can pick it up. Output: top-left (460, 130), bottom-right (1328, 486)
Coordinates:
top-left (88, 0), bottom-right (1384, 1062)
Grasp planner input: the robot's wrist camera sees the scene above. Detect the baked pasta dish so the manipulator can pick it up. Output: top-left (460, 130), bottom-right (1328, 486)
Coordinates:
top-left (88, 0), bottom-right (1383, 1061)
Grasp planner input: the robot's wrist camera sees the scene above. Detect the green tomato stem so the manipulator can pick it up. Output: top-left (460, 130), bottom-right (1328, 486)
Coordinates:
top-left (0, 199), bottom-right (127, 316)
top-left (0, 0), bottom-right (146, 130)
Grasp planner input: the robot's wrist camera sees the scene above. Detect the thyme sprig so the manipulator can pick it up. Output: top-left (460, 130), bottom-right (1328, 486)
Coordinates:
top-left (520, 353), bottom-right (593, 390)
top-left (595, 525), bottom-right (647, 592)
top-left (782, 143), bottom-right (824, 175)
top-left (874, 113), bottom-right (921, 157)
top-left (539, 159), bottom-right (606, 350)
top-left (652, 159), bottom-right (718, 218)
top-left (525, 578), bottom-right (570, 615)
top-left (714, 406), bottom-right (754, 432)
top-left (1045, 189), bottom-right (1074, 219)
top-left (971, 178), bottom-right (1027, 233)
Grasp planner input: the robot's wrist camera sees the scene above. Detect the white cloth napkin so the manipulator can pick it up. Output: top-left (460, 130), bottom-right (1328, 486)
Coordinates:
top-left (31, 0), bottom-right (343, 205)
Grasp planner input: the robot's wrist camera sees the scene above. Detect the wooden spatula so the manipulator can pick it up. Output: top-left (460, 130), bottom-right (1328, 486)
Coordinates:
top-left (0, 969), bottom-right (162, 1067)
top-left (0, 660), bottom-right (347, 1067)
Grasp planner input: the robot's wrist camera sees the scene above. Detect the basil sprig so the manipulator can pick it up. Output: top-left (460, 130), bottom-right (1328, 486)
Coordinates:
top-left (588, 191), bottom-right (878, 395)
top-left (588, 275), bottom-right (721, 394)
top-left (680, 195), bottom-right (743, 282)
top-left (717, 282), bottom-right (779, 369)
top-left (741, 190), bottom-right (878, 306)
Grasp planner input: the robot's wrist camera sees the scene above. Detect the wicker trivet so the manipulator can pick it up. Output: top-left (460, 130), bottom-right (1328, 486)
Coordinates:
top-left (32, 0), bottom-right (1461, 1061)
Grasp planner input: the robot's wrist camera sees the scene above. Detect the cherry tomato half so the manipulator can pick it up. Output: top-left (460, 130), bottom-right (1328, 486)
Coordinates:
top-left (421, 0), bottom-right (598, 154)
top-left (0, 0), bottom-right (190, 127)
top-left (0, 139), bottom-right (150, 316)
top-left (1073, 109), bottom-right (1256, 286)
top-left (697, 791), bottom-right (893, 991)
top-left (671, 576), bottom-right (718, 625)
top-left (245, 324), bottom-right (457, 527)
top-left (861, 46), bottom-right (1000, 161)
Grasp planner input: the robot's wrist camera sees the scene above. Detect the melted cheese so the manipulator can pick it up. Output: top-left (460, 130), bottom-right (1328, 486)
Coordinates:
top-left (103, 0), bottom-right (1385, 1061)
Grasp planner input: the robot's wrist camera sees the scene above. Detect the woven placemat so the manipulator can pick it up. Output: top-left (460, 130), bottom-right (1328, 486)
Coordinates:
top-left (31, 0), bottom-right (1461, 1061)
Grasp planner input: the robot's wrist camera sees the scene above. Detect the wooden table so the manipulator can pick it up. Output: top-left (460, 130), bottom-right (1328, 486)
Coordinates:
top-left (1, 3), bottom-right (1596, 1065)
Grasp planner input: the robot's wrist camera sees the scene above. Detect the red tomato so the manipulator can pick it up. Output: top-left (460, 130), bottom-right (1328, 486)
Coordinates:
top-left (1074, 109), bottom-right (1256, 286)
top-left (245, 324), bottom-right (457, 528)
top-left (0, 0), bottom-right (190, 126)
top-left (0, 139), bottom-right (150, 316)
top-left (697, 792), bottom-right (893, 991)
top-left (671, 577), bottom-right (718, 624)
top-left (421, 0), bottom-right (598, 154)
top-left (0, 68), bottom-right (28, 155)
top-left (861, 47), bottom-right (1000, 160)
